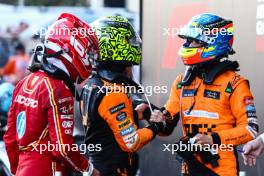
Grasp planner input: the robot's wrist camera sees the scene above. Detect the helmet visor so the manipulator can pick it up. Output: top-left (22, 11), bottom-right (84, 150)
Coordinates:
top-left (178, 26), bottom-right (215, 44)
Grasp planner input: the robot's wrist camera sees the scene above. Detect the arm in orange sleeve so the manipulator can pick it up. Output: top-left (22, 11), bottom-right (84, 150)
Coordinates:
top-left (160, 75), bottom-right (182, 136)
top-left (165, 75), bottom-right (182, 116)
top-left (98, 91), bottom-right (154, 153)
top-left (212, 80), bottom-right (258, 146)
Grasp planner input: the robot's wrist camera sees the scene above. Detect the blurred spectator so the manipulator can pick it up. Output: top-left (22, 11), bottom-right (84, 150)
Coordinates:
top-left (0, 37), bottom-right (10, 67)
top-left (6, 22), bottom-right (29, 40)
top-left (0, 42), bottom-right (30, 84)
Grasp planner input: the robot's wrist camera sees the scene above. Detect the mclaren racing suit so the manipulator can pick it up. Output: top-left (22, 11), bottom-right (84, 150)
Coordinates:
top-left (164, 62), bottom-right (258, 176)
top-left (4, 71), bottom-right (90, 175)
top-left (81, 70), bottom-right (158, 176)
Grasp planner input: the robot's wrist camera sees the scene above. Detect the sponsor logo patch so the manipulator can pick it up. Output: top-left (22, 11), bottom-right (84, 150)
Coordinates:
top-left (230, 75), bottom-right (241, 87)
top-left (14, 94), bottom-right (38, 108)
top-left (225, 82), bottom-right (233, 93)
top-left (204, 90), bottom-right (220, 100)
top-left (246, 105), bottom-right (256, 112)
top-left (177, 83), bottom-right (182, 89)
top-left (123, 132), bottom-right (137, 143)
top-left (116, 112), bottom-right (127, 121)
top-left (183, 110), bottom-right (219, 119)
top-left (248, 118), bottom-right (258, 124)
top-left (61, 114), bottom-right (74, 119)
top-left (125, 133), bottom-right (139, 149)
top-left (59, 105), bottom-right (73, 114)
top-left (120, 125), bottom-right (135, 136)
top-left (118, 119), bottom-right (131, 130)
top-left (64, 129), bottom-right (72, 135)
top-left (247, 112), bottom-right (257, 118)
top-left (110, 103), bottom-right (125, 114)
top-left (244, 97), bottom-right (257, 118)
top-left (62, 121), bottom-right (73, 128)
top-left (16, 111), bottom-right (26, 139)
top-left (58, 97), bottom-right (72, 104)
top-left (244, 97), bottom-right (254, 105)
top-left (182, 89), bottom-right (197, 97)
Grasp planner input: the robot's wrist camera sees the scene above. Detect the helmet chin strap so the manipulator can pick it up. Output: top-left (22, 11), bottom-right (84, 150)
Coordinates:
top-left (131, 68), bottom-right (153, 114)
top-left (46, 57), bottom-right (70, 76)
top-left (74, 77), bottom-right (79, 101)
top-left (136, 81), bottom-right (154, 114)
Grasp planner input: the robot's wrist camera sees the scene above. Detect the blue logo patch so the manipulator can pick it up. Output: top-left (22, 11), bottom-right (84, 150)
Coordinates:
top-left (116, 112), bottom-right (127, 121)
top-left (16, 111), bottom-right (26, 139)
top-left (183, 89), bottom-right (197, 97)
top-left (120, 125), bottom-right (135, 136)
top-left (246, 105), bottom-right (256, 112)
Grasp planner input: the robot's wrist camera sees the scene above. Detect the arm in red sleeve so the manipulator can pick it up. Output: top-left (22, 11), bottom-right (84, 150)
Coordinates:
top-left (3, 87), bottom-right (19, 175)
top-left (44, 78), bottom-right (89, 173)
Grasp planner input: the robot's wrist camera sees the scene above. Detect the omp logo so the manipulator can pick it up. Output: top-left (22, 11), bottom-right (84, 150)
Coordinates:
top-left (14, 95), bottom-right (38, 108)
top-left (62, 121), bottom-right (73, 128)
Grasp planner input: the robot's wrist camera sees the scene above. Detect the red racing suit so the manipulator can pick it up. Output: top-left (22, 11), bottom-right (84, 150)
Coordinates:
top-left (4, 71), bottom-right (89, 176)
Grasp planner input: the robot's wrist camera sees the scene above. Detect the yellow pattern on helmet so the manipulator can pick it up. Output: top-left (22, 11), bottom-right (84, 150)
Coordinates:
top-left (91, 16), bottom-right (142, 66)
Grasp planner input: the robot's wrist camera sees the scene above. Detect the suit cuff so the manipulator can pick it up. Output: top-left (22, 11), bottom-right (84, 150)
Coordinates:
top-left (259, 133), bottom-right (264, 144)
top-left (211, 132), bottom-right (221, 145)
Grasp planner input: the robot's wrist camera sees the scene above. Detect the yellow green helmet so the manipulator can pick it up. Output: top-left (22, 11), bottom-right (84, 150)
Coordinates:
top-left (90, 16), bottom-right (142, 66)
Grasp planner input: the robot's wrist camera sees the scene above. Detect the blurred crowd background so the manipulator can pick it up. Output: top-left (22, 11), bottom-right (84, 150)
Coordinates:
top-left (0, 0), bottom-right (140, 85)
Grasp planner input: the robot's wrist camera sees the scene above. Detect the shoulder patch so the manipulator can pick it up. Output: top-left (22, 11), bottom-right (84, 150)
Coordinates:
top-left (177, 82), bottom-right (182, 89)
top-left (225, 82), bottom-right (233, 93)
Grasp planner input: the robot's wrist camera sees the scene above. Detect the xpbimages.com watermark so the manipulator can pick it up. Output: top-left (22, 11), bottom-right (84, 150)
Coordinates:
top-left (162, 141), bottom-right (234, 155)
top-left (84, 83), bottom-right (169, 97)
top-left (162, 25), bottom-right (233, 41)
top-left (31, 141), bottom-right (102, 155)
top-left (36, 26), bottom-right (96, 39)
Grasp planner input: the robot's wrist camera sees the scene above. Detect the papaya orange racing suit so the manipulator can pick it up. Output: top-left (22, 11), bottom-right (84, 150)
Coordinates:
top-left (164, 62), bottom-right (258, 176)
top-left (81, 70), bottom-right (162, 176)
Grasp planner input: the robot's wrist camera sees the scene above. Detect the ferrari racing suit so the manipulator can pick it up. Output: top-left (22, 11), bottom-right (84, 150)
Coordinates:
top-left (4, 71), bottom-right (90, 175)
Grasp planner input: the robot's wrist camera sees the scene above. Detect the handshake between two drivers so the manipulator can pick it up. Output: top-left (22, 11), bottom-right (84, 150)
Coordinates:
top-left (134, 99), bottom-right (213, 146)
